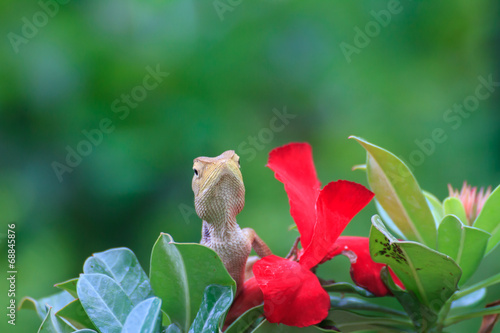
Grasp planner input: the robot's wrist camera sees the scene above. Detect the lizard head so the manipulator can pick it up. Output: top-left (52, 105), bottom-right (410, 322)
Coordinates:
top-left (192, 150), bottom-right (245, 224)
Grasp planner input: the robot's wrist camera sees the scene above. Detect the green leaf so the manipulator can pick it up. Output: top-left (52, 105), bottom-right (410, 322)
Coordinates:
top-left (149, 233), bottom-right (235, 331)
top-left (351, 136), bottom-right (436, 247)
top-left (370, 215), bottom-right (461, 312)
top-left (445, 304), bottom-right (500, 327)
top-left (437, 215), bottom-right (490, 285)
top-left (225, 305), bottom-right (264, 333)
top-left (54, 278), bottom-right (79, 299)
top-left (83, 247), bottom-right (153, 305)
top-left (161, 310), bottom-right (172, 327)
top-left (423, 191), bottom-right (443, 226)
top-left (380, 267), bottom-right (437, 331)
top-left (189, 285), bottom-right (233, 333)
top-left (322, 282), bottom-right (375, 298)
top-left (77, 273), bottom-right (134, 333)
top-left (163, 324), bottom-right (182, 333)
top-left (37, 307), bottom-right (75, 333)
top-left (452, 272), bottom-right (500, 301)
top-left (56, 299), bottom-right (98, 330)
top-left (73, 330), bottom-right (98, 333)
top-left (122, 297), bottom-right (162, 333)
top-left (352, 164), bottom-right (366, 171)
top-left (443, 197), bottom-right (468, 225)
top-left (451, 288), bottom-right (486, 309)
top-left (20, 291), bottom-right (75, 321)
top-left (329, 296), bottom-right (406, 317)
top-left (324, 310), bottom-right (413, 333)
top-left (473, 185), bottom-right (500, 254)
top-left (19, 297), bottom-right (38, 311)
top-left (375, 199), bottom-right (406, 240)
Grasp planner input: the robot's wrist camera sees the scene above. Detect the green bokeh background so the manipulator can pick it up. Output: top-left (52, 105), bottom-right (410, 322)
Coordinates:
top-left (1, 1), bottom-right (499, 332)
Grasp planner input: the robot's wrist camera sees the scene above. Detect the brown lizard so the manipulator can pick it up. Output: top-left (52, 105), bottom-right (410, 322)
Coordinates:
top-left (192, 150), bottom-right (272, 294)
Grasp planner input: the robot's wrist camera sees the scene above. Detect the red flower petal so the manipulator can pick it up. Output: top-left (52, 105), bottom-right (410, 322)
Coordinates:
top-left (327, 236), bottom-right (404, 296)
top-left (224, 277), bottom-right (263, 329)
top-left (300, 181), bottom-right (374, 270)
top-left (253, 255), bottom-right (330, 327)
top-left (267, 143), bottom-right (321, 249)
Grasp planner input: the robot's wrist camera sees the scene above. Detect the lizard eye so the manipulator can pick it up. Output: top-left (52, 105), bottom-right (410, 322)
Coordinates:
top-left (193, 168), bottom-right (199, 177)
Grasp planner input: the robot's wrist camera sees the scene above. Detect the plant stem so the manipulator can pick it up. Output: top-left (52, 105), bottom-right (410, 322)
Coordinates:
top-left (444, 305), bottom-right (500, 327)
top-left (453, 272), bottom-right (500, 300)
top-left (435, 298), bottom-right (453, 332)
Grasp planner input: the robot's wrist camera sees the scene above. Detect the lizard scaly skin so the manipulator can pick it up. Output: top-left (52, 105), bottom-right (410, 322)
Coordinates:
top-left (192, 150), bottom-right (272, 295)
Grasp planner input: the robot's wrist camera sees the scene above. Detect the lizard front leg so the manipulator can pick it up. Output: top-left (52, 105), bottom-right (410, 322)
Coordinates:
top-left (242, 228), bottom-right (272, 257)
top-left (242, 228), bottom-right (271, 280)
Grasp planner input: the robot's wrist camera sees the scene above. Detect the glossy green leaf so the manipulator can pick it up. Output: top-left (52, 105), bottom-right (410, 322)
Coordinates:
top-left (473, 185), bottom-right (500, 254)
top-left (451, 288), bottom-right (486, 309)
top-left (19, 297), bottom-right (46, 320)
top-left (374, 199), bottom-right (406, 240)
top-left (322, 282), bottom-right (375, 298)
top-left (83, 247), bottom-right (153, 305)
top-left (77, 273), bottom-right (134, 333)
top-left (423, 191), bottom-right (443, 226)
top-left (352, 164), bottom-right (366, 171)
top-left (54, 278), bottom-right (79, 299)
top-left (329, 296), bottom-right (406, 317)
top-left (323, 310), bottom-right (413, 333)
top-left (163, 324), bottom-right (182, 333)
top-left (379, 191), bottom-right (443, 236)
top-left (453, 272), bottom-right (500, 303)
top-left (225, 305), bottom-right (264, 333)
top-left (370, 215), bottom-right (461, 312)
top-left (437, 215), bottom-right (490, 285)
top-left (443, 197), bottom-right (468, 225)
top-left (162, 310), bottom-right (172, 327)
top-left (56, 299), bottom-right (98, 330)
top-left (445, 304), bottom-right (500, 327)
top-left (122, 297), bottom-right (162, 333)
top-left (189, 285), bottom-right (233, 333)
top-left (149, 233), bottom-right (235, 331)
top-left (351, 136), bottom-right (436, 247)
top-left (19, 297), bottom-right (38, 311)
top-left (313, 326), bottom-right (342, 332)
top-left (37, 307), bottom-right (75, 333)
top-left (73, 330), bottom-right (98, 333)
top-left (380, 267), bottom-right (437, 331)
top-left (20, 291), bottom-right (75, 321)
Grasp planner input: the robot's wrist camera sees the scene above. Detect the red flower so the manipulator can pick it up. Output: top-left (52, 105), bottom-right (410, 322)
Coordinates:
top-left (252, 143), bottom-right (381, 327)
top-left (253, 255), bottom-right (330, 327)
top-left (224, 277), bottom-right (263, 330)
top-left (326, 236), bottom-right (403, 297)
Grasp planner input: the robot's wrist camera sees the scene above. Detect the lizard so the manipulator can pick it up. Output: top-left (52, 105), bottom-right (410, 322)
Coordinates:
top-left (192, 150), bottom-right (272, 295)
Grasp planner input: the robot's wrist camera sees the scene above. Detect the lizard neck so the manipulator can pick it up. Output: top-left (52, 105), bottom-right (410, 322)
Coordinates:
top-left (202, 215), bottom-right (240, 242)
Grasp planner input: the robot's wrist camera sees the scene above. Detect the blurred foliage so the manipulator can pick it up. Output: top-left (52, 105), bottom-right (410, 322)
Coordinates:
top-left (0, 0), bottom-right (499, 332)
